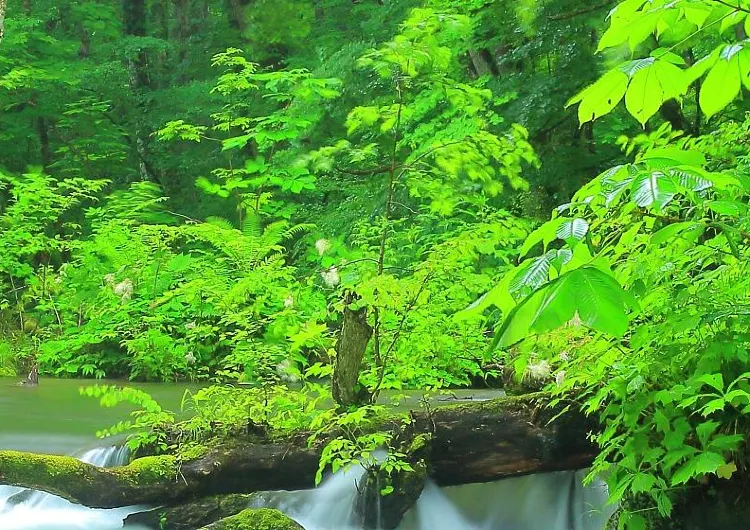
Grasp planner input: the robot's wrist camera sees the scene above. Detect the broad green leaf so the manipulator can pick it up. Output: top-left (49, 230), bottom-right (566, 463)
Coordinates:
top-left (706, 200), bottom-right (746, 217)
top-left (222, 134), bottom-right (253, 151)
top-left (556, 218), bottom-right (589, 243)
top-left (650, 222), bottom-right (704, 245)
top-left (700, 48), bottom-right (742, 118)
top-left (625, 63), bottom-right (663, 126)
top-left (632, 171), bottom-right (677, 209)
top-left (639, 148), bottom-right (706, 168)
top-left (683, 5), bottom-right (711, 28)
top-left (567, 70), bottom-right (629, 124)
top-left (519, 217), bottom-right (568, 257)
top-left (495, 267), bottom-right (635, 347)
top-left (696, 421), bottom-right (720, 448)
top-left (695, 373), bottom-right (724, 393)
top-left (510, 254), bottom-right (553, 294)
top-left (631, 473), bottom-right (657, 494)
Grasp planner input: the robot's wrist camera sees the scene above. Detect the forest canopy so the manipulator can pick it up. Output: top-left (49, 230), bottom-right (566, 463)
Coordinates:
top-left (1, 0), bottom-right (750, 528)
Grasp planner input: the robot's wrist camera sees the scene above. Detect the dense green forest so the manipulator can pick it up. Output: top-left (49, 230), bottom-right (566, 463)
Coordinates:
top-left (1, 0), bottom-right (750, 528)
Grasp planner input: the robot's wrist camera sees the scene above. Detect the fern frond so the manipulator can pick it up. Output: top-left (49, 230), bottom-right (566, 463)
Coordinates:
top-left (241, 210), bottom-right (262, 238)
top-left (205, 216), bottom-right (236, 231)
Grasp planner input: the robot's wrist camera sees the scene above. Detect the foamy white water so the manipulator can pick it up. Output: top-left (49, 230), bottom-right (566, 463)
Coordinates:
top-left (0, 446), bottom-right (149, 530)
top-left (254, 465), bottom-right (610, 530)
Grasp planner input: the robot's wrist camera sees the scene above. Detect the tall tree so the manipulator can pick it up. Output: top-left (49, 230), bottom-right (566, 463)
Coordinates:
top-left (122, 0), bottom-right (152, 181)
top-left (0, 0), bottom-right (6, 43)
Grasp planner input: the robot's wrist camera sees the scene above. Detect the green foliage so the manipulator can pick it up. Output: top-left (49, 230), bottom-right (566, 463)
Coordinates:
top-left (8, 2), bottom-right (750, 526)
top-left (568, 0), bottom-right (750, 126)
top-left (479, 2), bottom-right (750, 521)
top-left (80, 385), bottom-right (175, 452)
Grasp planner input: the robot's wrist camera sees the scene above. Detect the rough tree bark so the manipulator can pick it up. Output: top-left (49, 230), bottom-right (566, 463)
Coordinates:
top-left (0, 394), bottom-right (597, 509)
top-left (331, 294), bottom-right (373, 407)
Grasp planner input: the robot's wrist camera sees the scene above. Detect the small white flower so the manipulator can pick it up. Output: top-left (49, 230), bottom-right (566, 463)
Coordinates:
top-left (555, 370), bottom-right (566, 387)
top-left (527, 360), bottom-right (551, 381)
top-left (185, 321), bottom-right (197, 330)
top-left (315, 238), bottom-right (332, 256)
top-left (559, 351), bottom-right (570, 362)
top-left (185, 351), bottom-right (196, 365)
top-left (284, 295), bottom-right (295, 308)
top-left (113, 279), bottom-right (134, 302)
top-left (103, 273), bottom-right (116, 286)
top-left (321, 266), bottom-right (340, 287)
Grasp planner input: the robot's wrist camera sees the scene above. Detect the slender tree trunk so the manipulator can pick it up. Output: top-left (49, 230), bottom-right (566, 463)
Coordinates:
top-left (332, 294), bottom-right (373, 407)
top-left (122, 0), bottom-right (153, 181)
top-left (0, 0), bottom-right (6, 43)
top-left (174, 0), bottom-right (191, 64)
top-left (37, 117), bottom-right (51, 169)
top-left (225, 0), bottom-right (249, 33)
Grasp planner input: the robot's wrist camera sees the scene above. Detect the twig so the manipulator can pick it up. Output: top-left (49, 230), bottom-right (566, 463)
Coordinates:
top-left (712, 0), bottom-right (750, 14)
top-left (547, 1), bottom-right (615, 21)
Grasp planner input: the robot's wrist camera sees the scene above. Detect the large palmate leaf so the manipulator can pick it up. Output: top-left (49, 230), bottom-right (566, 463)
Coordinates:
top-left (568, 58), bottom-right (687, 126)
top-left (493, 267), bottom-right (637, 348)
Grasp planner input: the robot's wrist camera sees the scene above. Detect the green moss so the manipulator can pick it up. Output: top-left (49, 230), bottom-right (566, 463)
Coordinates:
top-left (202, 508), bottom-right (304, 530)
top-left (178, 442), bottom-right (209, 461)
top-left (114, 455), bottom-right (177, 485)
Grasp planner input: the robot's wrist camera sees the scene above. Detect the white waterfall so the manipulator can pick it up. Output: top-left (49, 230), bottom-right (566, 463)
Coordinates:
top-left (254, 466), bottom-right (611, 530)
top-left (0, 446), bottom-right (148, 530)
top-left (0, 445), bottom-right (610, 530)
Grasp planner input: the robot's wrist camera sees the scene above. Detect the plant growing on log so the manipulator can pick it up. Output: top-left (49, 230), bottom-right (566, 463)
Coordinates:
top-left (309, 403), bottom-right (415, 490)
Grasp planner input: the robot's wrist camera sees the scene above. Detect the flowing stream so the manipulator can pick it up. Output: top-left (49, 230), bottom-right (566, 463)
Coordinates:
top-left (252, 463), bottom-right (610, 530)
top-left (0, 378), bottom-right (611, 529)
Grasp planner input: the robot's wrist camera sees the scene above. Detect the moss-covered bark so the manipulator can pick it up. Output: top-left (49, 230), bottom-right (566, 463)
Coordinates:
top-left (0, 451), bottom-right (181, 508)
top-left (198, 508), bottom-right (305, 530)
top-left (124, 494), bottom-right (258, 529)
top-left (0, 393), bottom-right (596, 509)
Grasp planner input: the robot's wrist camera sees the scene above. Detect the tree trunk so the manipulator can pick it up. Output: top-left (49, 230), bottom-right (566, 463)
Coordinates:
top-left (332, 295), bottom-right (373, 407)
top-left (0, 394), bottom-right (597, 509)
top-left (37, 117), bottom-right (51, 169)
top-left (122, 0), bottom-right (152, 181)
top-left (225, 0), bottom-right (249, 33)
top-left (0, 0), bottom-right (6, 43)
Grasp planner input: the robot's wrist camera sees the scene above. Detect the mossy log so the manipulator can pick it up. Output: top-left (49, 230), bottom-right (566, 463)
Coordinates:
top-left (123, 494), bottom-right (259, 529)
top-left (0, 393), bottom-right (597, 509)
top-left (197, 508), bottom-right (305, 530)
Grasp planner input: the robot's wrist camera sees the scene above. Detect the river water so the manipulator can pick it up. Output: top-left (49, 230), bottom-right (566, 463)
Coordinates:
top-left (0, 378), bottom-right (611, 529)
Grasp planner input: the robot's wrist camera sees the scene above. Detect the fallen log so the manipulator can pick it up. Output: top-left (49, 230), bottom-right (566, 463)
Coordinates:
top-left (0, 393), bottom-right (597, 509)
top-left (123, 494), bottom-right (259, 529)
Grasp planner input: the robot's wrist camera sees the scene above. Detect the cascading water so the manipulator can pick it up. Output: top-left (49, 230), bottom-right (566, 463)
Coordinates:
top-left (0, 445), bottom-right (148, 530)
top-left (254, 465), bottom-right (611, 530)
top-left (0, 447), bottom-right (610, 529)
